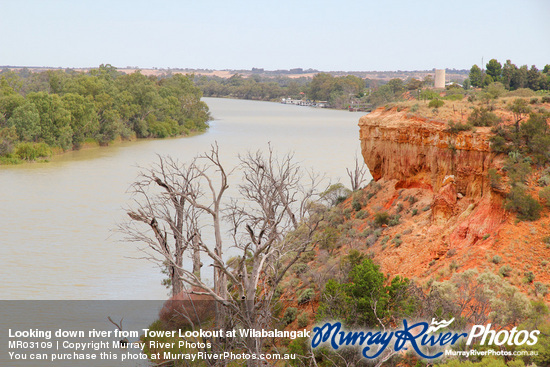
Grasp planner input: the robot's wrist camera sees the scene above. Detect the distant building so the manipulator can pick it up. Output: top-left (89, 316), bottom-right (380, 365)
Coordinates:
top-left (434, 69), bottom-right (446, 89)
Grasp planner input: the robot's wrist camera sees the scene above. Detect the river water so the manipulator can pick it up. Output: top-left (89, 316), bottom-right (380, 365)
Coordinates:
top-left (0, 98), bottom-right (368, 300)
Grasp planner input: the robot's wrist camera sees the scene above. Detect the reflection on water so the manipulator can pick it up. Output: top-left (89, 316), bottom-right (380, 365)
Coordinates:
top-left (0, 98), bottom-right (368, 300)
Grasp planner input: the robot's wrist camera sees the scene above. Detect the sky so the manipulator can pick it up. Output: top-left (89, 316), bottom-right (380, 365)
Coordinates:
top-left (1, 0), bottom-right (549, 72)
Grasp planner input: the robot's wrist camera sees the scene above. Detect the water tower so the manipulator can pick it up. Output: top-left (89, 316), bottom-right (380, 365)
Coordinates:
top-left (434, 69), bottom-right (446, 89)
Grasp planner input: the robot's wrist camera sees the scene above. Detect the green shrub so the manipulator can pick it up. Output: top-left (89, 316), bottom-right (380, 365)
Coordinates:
top-left (535, 282), bottom-right (549, 297)
top-left (355, 210), bottom-right (368, 219)
top-left (428, 99), bottom-right (444, 108)
top-left (492, 255), bottom-right (502, 264)
top-left (499, 265), bottom-right (512, 277)
top-left (419, 89), bottom-right (439, 100)
top-left (373, 212), bottom-right (389, 227)
top-left (539, 187), bottom-right (550, 206)
top-left (525, 271), bottom-right (535, 283)
top-left (530, 97), bottom-right (540, 105)
top-left (297, 289), bottom-right (314, 305)
top-left (538, 175), bottom-right (550, 187)
top-left (542, 96), bottom-right (550, 103)
top-left (14, 142), bottom-right (52, 161)
top-left (292, 263), bottom-right (308, 275)
top-left (283, 307), bottom-right (298, 325)
top-left (505, 186), bottom-right (542, 221)
top-left (447, 120), bottom-right (472, 133)
top-left (411, 208), bottom-right (418, 216)
top-left (388, 214), bottom-right (401, 227)
top-left (445, 93), bottom-right (463, 101)
top-left (468, 107), bottom-right (500, 127)
top-left (351, 199), bottom-right (362, 212)
top-left (297, 312), bottom-right (309, 328)
top-left (507, 88), bottom-right (536, 97)
top-left (410, 103), bottom-right (419, 112)
top-left (488, 168), bottom-right (502, 189)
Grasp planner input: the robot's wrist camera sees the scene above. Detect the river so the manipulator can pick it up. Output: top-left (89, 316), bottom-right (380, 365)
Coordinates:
top-left (0, 98), bottom-right (368, 300)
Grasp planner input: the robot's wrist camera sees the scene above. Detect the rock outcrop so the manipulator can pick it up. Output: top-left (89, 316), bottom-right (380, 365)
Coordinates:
top-left (359, 107), bottom-right (506, 249)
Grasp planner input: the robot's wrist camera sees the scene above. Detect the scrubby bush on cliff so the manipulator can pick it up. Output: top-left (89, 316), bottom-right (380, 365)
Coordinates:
top-left (428, 98), bottom-right (444, 108)
top-left (447, 120), bottom-right (473, 133)
top-left (468, 107), bottom-right (501, 127)
top-left (373, 211), bottom-right (389, 227)
top-left (505, 185), bottom-right (541, 221)
top-left (539, 187), bottom-right (550, 206)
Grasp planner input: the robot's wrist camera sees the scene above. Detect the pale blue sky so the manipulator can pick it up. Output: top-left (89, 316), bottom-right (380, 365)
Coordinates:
top-left (1, 0), bottom-right (549, 71)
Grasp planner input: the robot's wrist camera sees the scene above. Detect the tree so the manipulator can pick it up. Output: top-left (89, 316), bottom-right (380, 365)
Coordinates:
top-left (123, 144), bottom-right (323, 365)
top-left (527, 65), bottom-right (544, 91)
top-left (486, 59), bottom-right (502, 81)
top-left (346, 154), bottom-right (368, 191)
top-left (7, 102), bottom-right (41, 141)
top-left (501, 60), bottom-right (516, 90)
top-left (508, 98), bottom-right (532, 134)
top-left (469, 64), bottom-right (483, 88)
top-left (387, 78), bottom-right (404, 94)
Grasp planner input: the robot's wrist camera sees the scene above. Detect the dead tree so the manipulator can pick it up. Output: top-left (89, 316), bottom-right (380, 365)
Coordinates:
top-left (123, 144), bottom-right (323, 366)
top-left (346, 154), bottom-right (368, 191)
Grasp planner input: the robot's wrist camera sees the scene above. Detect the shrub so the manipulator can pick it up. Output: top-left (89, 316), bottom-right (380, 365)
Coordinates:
top-left (468, 107), bottom-right (500, 127)
top-left (428, 99), bottom-right (444, 108)
top-left (410, 103), bottom-right (419, 112)
top-left (505, 186), bottom-right (542, 221)
top-left (499, 265), bottom-right (512, 277)
top-left (492, 255), bottom-right (502, 264)
top-left (419, 89), bottom-right (439, 100)
top-left (391, 234), bottom-right (402, 247)
top-left (445, 93), bottom-right (464, 101)
top-left (283, 307), bottom-right (298, 325)
top-left (488, 168), bottom-right (502, 189)
top-left (447, 121), bottom-right (473, 133)
top-left (293, 263), bottom-right (308, 275)
top-left (539, 187), bottom-right (550, 206)
top-left (351, 199), bottom-right (362, 212)
top-left (411, 208), bottom-right (418, 216)
top-left (373, 211), bottom-right (390, 226)
top-left (388, 214), bottom-right (401, 227)
top-left (297, 288), bottom-right (314, 305)
top-left (539, 175), bottom-right (550, 187)
top-left (542, 96), bottom-right (550, 103)
top-left (297, 312), bottom-right (309, 328)
top-left (525, 271), bottom-right (535, 283)
top-left (535, 282), bottom-right (549, 297)
top-left (14, 142), bottom-right (52, 161)
top-left (530, 97), bottom-right (540, 105)
top-left (507, 88), bottom-right (536, 97)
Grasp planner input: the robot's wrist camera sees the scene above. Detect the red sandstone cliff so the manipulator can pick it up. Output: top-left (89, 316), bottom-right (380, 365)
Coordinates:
top-left (355, 107), bottom-right (550, 287)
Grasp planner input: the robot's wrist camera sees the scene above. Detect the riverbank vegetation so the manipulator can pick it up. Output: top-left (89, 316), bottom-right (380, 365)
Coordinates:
top-left (0, 65), bottom-right (210, 164)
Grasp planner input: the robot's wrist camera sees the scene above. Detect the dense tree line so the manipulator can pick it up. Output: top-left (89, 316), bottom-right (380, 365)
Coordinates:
top-left (469, 59), bottom-right (550, 90)
top-left (194, 74), bottom-right (309, 101)
top-left (194, 72), bottom-right (418, 109)
top-left (0, 65), bottom-right (210, 162)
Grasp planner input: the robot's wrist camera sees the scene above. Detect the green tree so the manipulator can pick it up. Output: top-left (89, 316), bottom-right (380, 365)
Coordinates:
top-left (7, 103), bottom-right (41, 142)
top-left (485, 59), bottom-right (502, 81)
top-left (318, 258), bottom-right (411, 327)
top-left (469, 64), bottom-right (483, 88)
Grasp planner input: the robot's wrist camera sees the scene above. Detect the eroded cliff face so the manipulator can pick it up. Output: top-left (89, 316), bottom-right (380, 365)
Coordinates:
top-left (359, 108), bottom-right (494, 198)
top-left (359, 107), bottom-right (506, 250)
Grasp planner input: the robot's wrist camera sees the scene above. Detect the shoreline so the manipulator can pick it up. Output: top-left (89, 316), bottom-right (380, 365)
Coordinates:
top-left (0, 130), bottom-right (207, 167)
